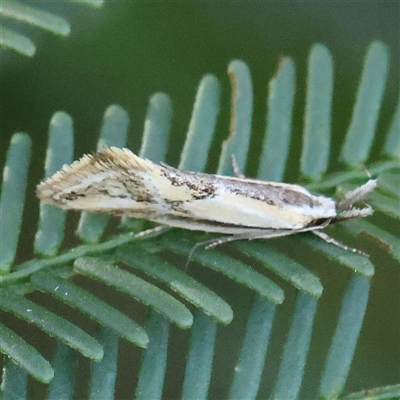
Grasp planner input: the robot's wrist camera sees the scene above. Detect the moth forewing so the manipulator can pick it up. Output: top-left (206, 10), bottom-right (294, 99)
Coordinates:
top-left (36, 147), bottom-right (377, 255)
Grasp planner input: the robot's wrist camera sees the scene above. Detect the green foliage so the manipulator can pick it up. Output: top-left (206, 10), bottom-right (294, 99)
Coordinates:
top-left (0, 41), bottom-right (399, 399)
top-left (0, 0), bottom-right (103, 57)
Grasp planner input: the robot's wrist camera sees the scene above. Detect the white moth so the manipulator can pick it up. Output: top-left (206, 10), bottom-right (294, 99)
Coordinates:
top-left (37, 147), bottom-right (377, 255)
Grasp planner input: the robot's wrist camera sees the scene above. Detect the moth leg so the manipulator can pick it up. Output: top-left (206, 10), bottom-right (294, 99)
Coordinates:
top-left (231, 154), bottom-right (246, 178)
top-left (203, 223), bottom-right (332, 250)
top-left (312, 230), bottom-right (369, 257)
top-left (186, 223), bottom-right (334, 267)
top-left (184, 230), bottom-right (274, 268)
top-left (135, 225), bottom-right (170, 240)
top-left (185, 231), bottom-right (272, 269)
top-left (185, 237), bottom-right (223, 269)
top-left (204, 228), bottom-right (313, 249)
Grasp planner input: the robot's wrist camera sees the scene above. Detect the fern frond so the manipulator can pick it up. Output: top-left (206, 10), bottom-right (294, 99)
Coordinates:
top-left (343, 384), bottom-right (400, 399)
top-left (0, 0), bottom-right (103, 57)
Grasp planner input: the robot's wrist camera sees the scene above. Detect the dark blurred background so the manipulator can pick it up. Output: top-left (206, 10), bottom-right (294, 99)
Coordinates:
top-left (1, 3), bottom-right (399, 163)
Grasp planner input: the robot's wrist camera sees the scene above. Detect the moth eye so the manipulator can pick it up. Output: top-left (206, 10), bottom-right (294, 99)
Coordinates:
top-left (267, 199), bottom-right (275, 205)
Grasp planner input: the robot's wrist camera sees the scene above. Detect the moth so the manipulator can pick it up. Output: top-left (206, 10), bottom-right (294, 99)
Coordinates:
top-left (37, 147), bottom-right (377, 255)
